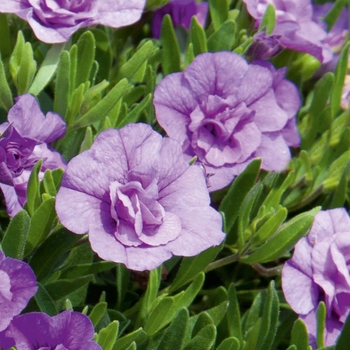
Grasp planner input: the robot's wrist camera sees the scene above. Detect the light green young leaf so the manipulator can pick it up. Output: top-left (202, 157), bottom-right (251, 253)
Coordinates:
top-left (89, 302), bottom-right (108, 327)
top-left (291, 319), bottom-right (309, 350)
top-left (216, 337), bottom-right (240, 350)
top-left (259, 4), bottom-right (277, 35)
top-left (183, 324), bottom-right (216, 350)
top-left (209, 0), bottom-right (229, 31)
top-left (190, 16), bottom-right (207, 56)
top-left (316, 301), bottom-right (326, 348)
top-left (207, 20), bottom-right (236, 52)
top-left (0, 58), bottom-right (13, 110)
top-left (26, 159), bottom-right (43, 216)
top-left (113, 328), bottom-right (147, 350)
top-left (1, 210), bottom-right (31, 259)
top-left (97, 321), bottom-right (119, 350)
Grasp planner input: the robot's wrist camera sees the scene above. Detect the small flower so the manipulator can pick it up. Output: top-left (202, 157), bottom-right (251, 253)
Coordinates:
top-left (0, 250), bottom-right (37, 332)
top-left (3, 310), bottom-right (101, 350)
top-left (282, 208), bottom-right (350, 347)
top-left (55, 123), bottom-right (225, 271)
top-left (248, 31), bottom-right (283, 60)
top-left (243, 0), bottom-right (333, 62)
top-left (152, 0), bottom-right (208, 38)
top-left (0, 94), bottom-right (66, 216)
top-left (153, 51), bottom-right (300, 191)
top-left (0, 0), bottom-right (146, 43)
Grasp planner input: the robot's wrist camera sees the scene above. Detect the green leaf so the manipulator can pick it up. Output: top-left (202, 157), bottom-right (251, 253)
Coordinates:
top-left (291, 319), bottom-right (309, 350)
top-left (183, 324), bottom-right (216, 350)
top-left (113, 328), bottom-right (147, 350)
top-left (42, 170), bottom-right (57, 197)
top-left (219, 158), bottom-right (261, 235)
top-left (0, 58), bottom-right (13, 110)
top-left (190, 16), bottom-right (207, 56)
top-left (34, 282), bottom-right (58, 316)
top-left (157, 308), bottom-right (189, 350)
top-left (60, 261), bottom-right (116, 279)
top-left (330, 41), bottom-right (350, 118)
top-left (335, 312), bottom-right (350, 349)
top-left (75, 31), bottom-right (96, 88)
top-left (25, 198), bottom-right (57, 255)
top-left (116, 263), bottom-right (130, 309)
top-left (256, 281), bottom-right (279, 350)
top-left (117, 41), bottom-right (155, 82)
top-left (206, 301), bottom-right (230, 326)
top-left (209, 0), bottom-right (229, 31)
top-left (207, 20), bottom-right (236, 52)
top-left (169, 244), bottom-right (223, 292)
top-left (259, 4), bottom-right (276, 35)
top-left (54, 50), bottom-right (71, 117)
top-left (79, 126), bottom-right (93, 153)
top-left (89, 302), bottom-right (108, 327)
top-left (160, 15), bottom-right (181, 75)
top-left (242, 207), bottom-right (319, 264)
top-left (323, 0), bottom-right (347, 31)
top-left (72, 78), bottom-right (129, 130)
top-left (1, 210), bottom-right (31, 259)
top-left (144, 297), bottom-right (174, 335)
top-left (216, 337), bottom-right (240, 350)
top-left (316, 301), bottom-right (326, 348)
top-left (97, 321), bottom-right (119, 350)
top-left (26, 159), bottom-right (43, 216)
top-left (29, 227), bottom-right (81, 281)
top-left (192, 312), bottom-right (214, 338)
top-left (226, 283), bottom-right (243, 342)
top-left (44, 275), bottom-right (93, 300)
top-left (29, 43), bottom-right (65, 96)
top-left (0, 14), bottom-right (12, 58)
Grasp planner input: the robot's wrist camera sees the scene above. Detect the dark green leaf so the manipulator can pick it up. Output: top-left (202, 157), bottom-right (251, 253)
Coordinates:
top-left (0, 58), bottom-right (13, 110)
top-left (226, 283), bottom-right (243, 342)
top-left (1, 210), bottom-right (30, 259)
top-left (54, 50), bottom-right (70, 117)
top-left (335, 312), bottom-right (350, 349)
top-left (34, 282), bottom-right (58, 316)
top-left (183, 324), bottom-right (216, 350)
top-left (216, 337), bottom-right (240, 350)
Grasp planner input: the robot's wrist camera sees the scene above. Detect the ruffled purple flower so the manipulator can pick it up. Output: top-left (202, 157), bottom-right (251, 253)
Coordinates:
top-left (1, 310), bottom-right (101, 350)
top-left (55, 123), bottom-right (225, 271)
top-left (0, 94), bottom-right (66, 217)
top-left (282, 208), bottom-right (350, 347)
top-left (152, 0), bottom-right (208, 38)
top-left (0, 250), bottom-right (37, 333)
top-left (243, 0), bottom-right (333, 62)
top-left (153, 52), bottom-right (300, 191)
top-left (0, 0), bottom-right (146, 43)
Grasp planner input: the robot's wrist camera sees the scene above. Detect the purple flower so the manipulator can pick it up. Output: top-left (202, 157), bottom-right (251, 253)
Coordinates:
top-left (0, 94), bottom-right (66, 217)
top-left (2, 310), bottom-right (101, 350)
top-left (152, 0), bottom-right (208, 38)
top-left (0, 0), bottom-right (146, 43)
top-left (243, 0), bottom-right (333, 62)
top-left (248, 31), bottom-right (283, 60)
top-left (153, 52), bottom-right (300, 191)
top-left (55, 123), bottom-right (225, 271)
top-left (0, 250), bottom-right (37, 332)
top-left (282, 208), bottom-right (350, 347)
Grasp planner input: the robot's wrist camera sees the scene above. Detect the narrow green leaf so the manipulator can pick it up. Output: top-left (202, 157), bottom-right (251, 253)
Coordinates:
top-left (183, 324), bottom-right (216, 350)
top-left (157, 308), bottom-right (189, 350)
top-left (116, 263), bottom-right (131, 309)
top-left (125, 342), bottom-right (137, 350)
top-left (160, 15), bottom-right (181, 75)
top-left (59, 261), bottom-right (116, 279)
top-left (54, 50), bottom-right (71, 117)
top-left (25, 198), bottom-right (57, 255)
top-left (316, 301), bottom-right (326, 348)
top-left (287, 346), bottom-right (297, 350)
top-left (323, 0), bottom-right (347, 31)
top-left (219, 158), bottom-right (261, 234)
top-left (242, 207), bottom-right (319, 264)
top-left (259, 4), bottom-right (277, 35)
top-left (42, 170), bottom-right (57, 197)
top-left (192, 312), bottom-right (214, 338)
top-left (34, 282), bottom-right (58, 316)
top-left (0, 58), bottom-right (13, 110)
top-left (89, 302), bottom-right (108, 327)
top-left (190, 16), bottom-right (207, 56)
top-left (144, 297), bottom-right (174, 335)
top-left (26, 159), bottom-right (43, 216)
top-left (206, 301), bottom-right (229, 326)
top-left (331, 41), bottom-right (350, 118)
top-left (29, 43), bottom-right (65, 96)
top-left (97, 321), bottom-right (119, 350)
top-left (75, 31), bottom-right (95, 88)
top-left (72, 78), bottom-right (129, 130)
top-left (116, 41), bottom-right (155, 81)
top-left (44, 275), bottom-right (93, 300)
top-left (0, 14), bottom-right (12, 58)
top-left (1, 210), bottom-right (31, 259)
top-left (207, 20), bottom-right (236, 52)
top-left (29, 227), bottom-right (81, 281)
top-left (209, 0), bottom-right (229, 31)
top-left (169, 244), bottom-right (223, 292)
top-left (113, 328), bottom-right (147, 350)
top-left (335, 312), bottom-right (350, 349)
top-left (17, 42), bottom-right (37, 94)
top-left (216, 337), bottom-right (240, 350)
top-left (291, 319), bottom-right (309, 350)
top-left (226, 283), bottom-right (243, 342)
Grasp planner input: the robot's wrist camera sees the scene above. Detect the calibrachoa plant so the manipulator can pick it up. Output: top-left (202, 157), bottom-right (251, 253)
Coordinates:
top-left (0, 0), bottom-right (348, 349)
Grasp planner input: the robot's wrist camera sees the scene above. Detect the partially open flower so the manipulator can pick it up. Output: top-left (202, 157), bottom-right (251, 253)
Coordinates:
top-left (282, 208), bottom-right (350, 347)
top-left (56, 123), bottom-right (225, 271)
top-left (0, 0), bottom-right (146, 43)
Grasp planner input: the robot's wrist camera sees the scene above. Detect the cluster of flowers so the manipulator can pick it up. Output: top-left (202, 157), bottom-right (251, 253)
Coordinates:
top-left (0, 0), bottom-right (348, 348)
top-left (0, 251), bottom-right (101, 349)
